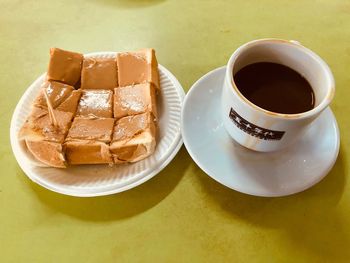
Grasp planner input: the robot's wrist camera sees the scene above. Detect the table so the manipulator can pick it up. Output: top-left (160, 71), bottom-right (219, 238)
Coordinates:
top-left (1, 0), bottom-right (349, 262)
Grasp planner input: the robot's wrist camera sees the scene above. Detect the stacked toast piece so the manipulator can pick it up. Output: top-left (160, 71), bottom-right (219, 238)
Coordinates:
top-left (19, 48), bottom-right (159, 168)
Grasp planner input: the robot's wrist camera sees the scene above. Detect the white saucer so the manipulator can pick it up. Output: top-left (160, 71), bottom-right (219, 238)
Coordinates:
top-left (182, 66), bottom-right (340, 197)
top-left (10, 52), bottom-right (185, 197)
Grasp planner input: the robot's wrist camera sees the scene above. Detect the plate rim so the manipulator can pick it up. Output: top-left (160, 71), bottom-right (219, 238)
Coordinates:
top-left (181, 66), bottom-right (340, 197)
top-left (10, 55), bottom-right (185, 197)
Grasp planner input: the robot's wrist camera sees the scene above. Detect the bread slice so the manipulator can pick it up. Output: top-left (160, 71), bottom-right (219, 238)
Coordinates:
top-left (116, 48), bottom-right (159, 90)
top-left (56, 90), bottom-right (82, 114)
top-left (110, 131), bottom-right (156, 164)
top-left (19, 107), bottom-right (73, 143)
top-left (81, 57), bottom-right (118, 90)
top-left (26, 140), bottom-right (66, 168)
top-left (76, 90), bottom-right (113, 118)
top-left (18, 106), bottom-right (73, 169)
top-left (113, 83), bottom-right (157, 119)
top-left (64, 140), bottom-right (112, 165)
top-left (110, 112), bottom-right (156, 164)
top-left (47, 48), bottom-right (83, 86)
top-left (64, 117), bottom-right (114, 165)
top-left (34, 81), bottom-right (74, 108)
top-left (34, 81), bottom-right (82, 115)
top-left (65, 117), bottom-right (114, 143)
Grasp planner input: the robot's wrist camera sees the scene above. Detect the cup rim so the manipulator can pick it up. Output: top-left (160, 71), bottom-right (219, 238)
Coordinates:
top-left (226, 38), bottom-right (335, 120)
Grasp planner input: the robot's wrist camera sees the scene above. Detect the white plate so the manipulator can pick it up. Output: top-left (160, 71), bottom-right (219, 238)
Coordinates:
top-left (10, 52), bottom-right (185, 197)
top-left (182, 66), bottom-right (340, 197)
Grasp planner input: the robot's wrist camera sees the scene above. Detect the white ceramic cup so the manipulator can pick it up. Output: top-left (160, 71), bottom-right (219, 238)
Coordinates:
top-left (222, 39), bottom-right (335, 152)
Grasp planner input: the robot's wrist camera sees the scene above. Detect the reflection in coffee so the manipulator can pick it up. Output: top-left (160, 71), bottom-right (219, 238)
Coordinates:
top-left (233, 62), bottom-right (315, 114)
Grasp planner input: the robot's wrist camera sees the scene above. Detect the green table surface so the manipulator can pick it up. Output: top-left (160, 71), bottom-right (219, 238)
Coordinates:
top-left (1, 0), bottom-right (350, 262)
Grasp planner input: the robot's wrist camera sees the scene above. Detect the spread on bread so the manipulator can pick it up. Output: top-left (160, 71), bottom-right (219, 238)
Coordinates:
top-left (19, 48), bottom-right (159, 168)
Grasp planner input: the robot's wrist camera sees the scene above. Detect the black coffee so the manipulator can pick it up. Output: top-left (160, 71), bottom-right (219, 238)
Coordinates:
top-left (233, 62), bottom-right (315, 114)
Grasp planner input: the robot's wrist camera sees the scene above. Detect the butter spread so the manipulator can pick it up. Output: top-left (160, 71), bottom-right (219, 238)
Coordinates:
top-left (66, 117), bottom-right (114, 142)
top-left (47, 48), bottom-right (83, 86)
top-left (34, 81), bottom-right (74, 109)
top-left (64, 140), bottom-right (112, 165)
top-left (110, 112), bottom-right (156, 163)
top-left (113, 83), bottom-right (157, 119)
top-left (76, 90), bottom-right (113, 118)
top-left (117, 48), bottom-right (159, 89)
top-left (20, 47), bottom-right (160, 167)
top-left (19, 107), bottom-right (73, 143)
top-left (81, 57), bottom-right (118, 90)
top-left (26, 140), bottom-right (66, 168)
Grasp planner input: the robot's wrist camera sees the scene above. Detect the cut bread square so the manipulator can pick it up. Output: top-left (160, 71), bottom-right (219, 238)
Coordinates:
top-left (81, 57), bottom-right (118, 90)
top-left (19, 107), bottom-right (73, 143)
top-left (113, 83), bottom-right (157, 119)
top-left (116, 48), bottom-right (159, 89)
top-left (19, 107), bottom-right (73, 169)
top-left (76, 90), bottom-right (113, 118)
top-left (64, 140), bottom-right (112, 165)
top-left (25, 140), bottom-right (66, 168)
top-left (66, 117), bottom-right (114, 143)
top-left (47, 48), bottom-right (83, 86)
top-left (110, 112), bottom-right (156, 163)
top-left (33, 81), bottom-right (81, 114)
top-left (64, 117), bottom-right (115, 165)
top-left (34, 81), bottom-right (74, 108)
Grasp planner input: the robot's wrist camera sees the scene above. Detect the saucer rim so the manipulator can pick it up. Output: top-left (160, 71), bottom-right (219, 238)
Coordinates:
top-left (181, 66), bottom-right (340, 197)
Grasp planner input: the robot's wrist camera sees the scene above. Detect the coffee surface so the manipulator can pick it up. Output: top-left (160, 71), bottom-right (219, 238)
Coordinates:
top-left (233, 62), bottom-right (315, 114)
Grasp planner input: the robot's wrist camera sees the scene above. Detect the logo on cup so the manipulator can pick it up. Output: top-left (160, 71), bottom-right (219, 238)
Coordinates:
top-left (229, 108), bottom-right (285, 141)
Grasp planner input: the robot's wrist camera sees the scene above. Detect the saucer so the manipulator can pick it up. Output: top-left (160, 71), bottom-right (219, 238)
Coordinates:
top-left (182, 66), bottom-right (340, 197)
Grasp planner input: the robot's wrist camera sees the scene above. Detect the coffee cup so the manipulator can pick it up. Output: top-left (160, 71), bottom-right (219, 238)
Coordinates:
top-left (221, 39), bottom-right (335, 152)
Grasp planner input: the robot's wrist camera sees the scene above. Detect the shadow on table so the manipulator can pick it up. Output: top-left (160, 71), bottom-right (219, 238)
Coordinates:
top-left (92, 0), bottom-right (165, 8)
top-left (195, 146), bottom-right (348, 261)
top-left (22, 146), bottom-right (191, 221)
